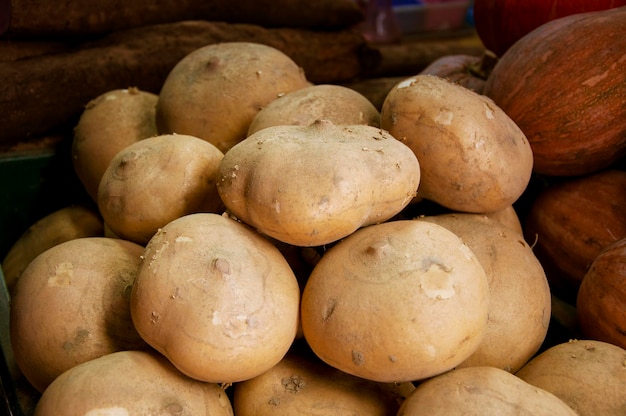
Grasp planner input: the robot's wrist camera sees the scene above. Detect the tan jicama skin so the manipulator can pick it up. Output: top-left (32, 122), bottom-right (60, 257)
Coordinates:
top-left (300, 219), bottom-right (489, 383)
top-left (10, 237), bottom-right (147, 393)
top-left (417, 213), bottom-right (551, 373)
top-left (34, 350), bottom-right (234, 416)
top-left (398, 366), bottom-right (578, 415)
top-left (381, 74), bottom-right (533, 214)
top-left (130, 213), bottom-right (301, 384)
top-left (516, 339), bottom-right (626, 416)
top-left (233, 345), bottom-right (415, 416)
top-left (482, 204), bottom-right (524, 235)
top-left (97, 133), bottom-right (224, 245)
top-left (217, 119), bottom-right (421, 247)
top-left (72, 87), bottom-right (158, 202)
top-left (156, 41), bottom-right (311, 153)
top-left (247, 84), bottom-right (381, 135)
top-left (2, 204), bottom-right (104, 295)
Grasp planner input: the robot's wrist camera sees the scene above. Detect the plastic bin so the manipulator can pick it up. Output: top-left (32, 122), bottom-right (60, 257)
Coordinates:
top-left (394, 0), bottom-right (471, 34)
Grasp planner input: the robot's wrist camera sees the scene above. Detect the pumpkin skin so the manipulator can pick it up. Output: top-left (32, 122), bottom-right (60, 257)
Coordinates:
top-left (523, 170), bottom-right (626, 303)
top-left (576, 237), bottom-right (626, 349)
top-left (484, 7), bottom-right (626, 177)
top-left (474, 0), bottom-right (626, 57)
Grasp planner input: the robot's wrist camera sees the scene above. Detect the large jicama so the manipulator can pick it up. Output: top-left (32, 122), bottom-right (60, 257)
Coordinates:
top-left (300, 219), bottom-right (489, 382)
top-left (34, 350), bottom-right (234, 416)
top-left (156, 42), bottom-right (311, 153)
top-left (97, 133), bottom-right (224, 245)
top-left (217, 119), bottom-right (421, 247)
top-left (398, 366), bottom-right (577, 415)
top-left (10, 237), bottom-right (147, 393)
top-left (381, 74), bottom-right (533, 214)
top-left (516, 339), bottom-right (626, 416)
top-left (417, 213), bottom-right (551, 373)
top-left (130, 213), bottom-right (301, 384)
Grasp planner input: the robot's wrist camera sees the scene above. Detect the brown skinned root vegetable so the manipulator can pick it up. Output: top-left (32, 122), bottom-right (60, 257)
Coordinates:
top-left (417, 213), bottom-right (551, 373)
top-left (6, 0), bottom-right (363, 37)
top-left (483, 6), bottom-right (626, 176)
top-left (1, 204), bottom-right (104, 295)
top-left (97, 133), bottom-right (224, 245)
top-left (156, 41), bottom-right (311, 153)
top-left (363, 36), bottom-right (485, 79)
top-left (72, 87), bottom-right (159, 202)
top-left (217, 119), bottom-right (421, 247)
top-left (10, 237), bottom-right (147, 393)
top-left (1, 21), bottom-right (373, 147)
top-left (130, 213), bottom-right (301, 384)
top-left (247, 84), bottom-right (381, 136)
top-left (398, 366), bottom-right (577, 415)
top-left (516, 339), bottom-right (626, 416)
top-left (233, 343), bottom-right (415, 416)
top-left (381, 74), bottom-right (533, 214)
top-left (300, 220), bottom-right (489, 383)
top-left (34, 350), bottom-right (234, 416)
top-left (576, 237), bottom-right (626, 349)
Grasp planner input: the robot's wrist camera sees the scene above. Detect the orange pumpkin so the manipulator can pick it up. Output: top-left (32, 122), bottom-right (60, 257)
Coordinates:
top-left (484, 7), bottom-right (626, 176)
top-left (523, 170), bottom-right (626, 303)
